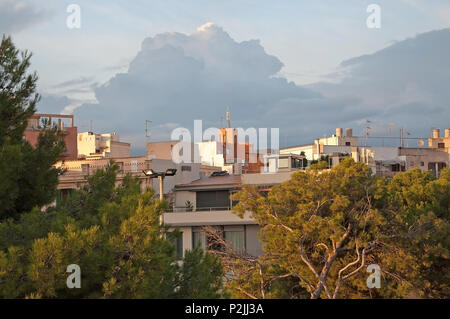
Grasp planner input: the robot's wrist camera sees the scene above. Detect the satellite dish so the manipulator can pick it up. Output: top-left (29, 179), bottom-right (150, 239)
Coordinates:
top-left (418, 140), bottom-right (424, 147)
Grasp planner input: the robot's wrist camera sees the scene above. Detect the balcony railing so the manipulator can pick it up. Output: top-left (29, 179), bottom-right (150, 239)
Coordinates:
top-left (166, 206), bottom-right (232, 213)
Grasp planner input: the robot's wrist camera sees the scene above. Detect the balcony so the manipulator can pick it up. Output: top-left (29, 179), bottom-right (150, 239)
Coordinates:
top-left (163, 207), bottom-right (256, 227)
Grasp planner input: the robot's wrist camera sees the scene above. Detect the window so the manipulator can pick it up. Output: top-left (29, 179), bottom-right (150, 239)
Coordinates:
top-left (291, 158), bottom-right (303, 169)
top-left (130, 160), bottom-right (138, 172)
top-left (278, 158), bottom-right (289, 168)
top-left (181, 165), bottom-right (191, 172)
top-left (60, 189), bottom-right (73, 201)
top-left (117, 162), bottom-right (124, 173)
top-left (438, 143), bottom-right (445, 149)
top-left (57, 189), bottom-right (74, 207)
top-left (345, 142), bottom-right (351, 146)
top-left (81, 164), bottom-right (90, 175)
top-left (391, 164), bottom-right (405, 172)
top-left (420, 162), bottom-right (424, 166)
top-left (224, 231), bottom-right (245, 253)
top-left (192, 231), bottom-right (206, 250)
top-left (168, 232), bottom-right (183, 259)
top-left (196, 190), bottom-right (230, 210)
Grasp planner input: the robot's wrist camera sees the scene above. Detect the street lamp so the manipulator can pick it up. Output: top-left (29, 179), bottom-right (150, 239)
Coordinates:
top-left (142, 168), bottom-right (177, 231)
top-left (142, 168), bottom-right (177, 201)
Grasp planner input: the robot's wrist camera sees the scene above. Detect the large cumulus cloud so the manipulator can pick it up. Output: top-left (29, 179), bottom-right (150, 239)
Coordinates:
top-left (38, 24), bottom-right (450, 153)
top-left (72, 23), bottom-right (321, 151)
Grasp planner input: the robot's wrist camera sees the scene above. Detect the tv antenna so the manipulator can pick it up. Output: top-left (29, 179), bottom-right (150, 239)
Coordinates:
top-left (145, 120), bottom-right (152, 142)
top-left (365, 120), bottom-right (371, 147)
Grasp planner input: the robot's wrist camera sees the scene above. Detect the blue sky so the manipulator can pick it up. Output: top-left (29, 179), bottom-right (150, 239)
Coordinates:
top-left (2, 0), bottom-right (450, 152)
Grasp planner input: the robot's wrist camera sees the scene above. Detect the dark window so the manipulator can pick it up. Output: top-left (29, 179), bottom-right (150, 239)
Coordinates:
top-left (60, 189), bottom-right (73, 201)
top-left (345, 142), bottom-right (351, 146)
top-left (438, 143), bottom-right (445, 148)
top-left (181, 165), bottom-right (191, 171)
top-left (196, 190), bottom-right (230, 210)
top-left (391, 164), bottom-right (405, 172)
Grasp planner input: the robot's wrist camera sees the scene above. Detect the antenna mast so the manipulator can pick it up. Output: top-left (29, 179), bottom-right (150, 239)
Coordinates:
top-left (145, 120), bottom-right (152, 143)
top-left (365, 120), bottom-right (371, 147)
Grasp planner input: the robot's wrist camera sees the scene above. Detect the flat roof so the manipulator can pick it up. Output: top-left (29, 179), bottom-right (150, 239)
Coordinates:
top-left (281, 143), bottom-right (314, 150)
top-left (175, 175), bottom-right (242, 189)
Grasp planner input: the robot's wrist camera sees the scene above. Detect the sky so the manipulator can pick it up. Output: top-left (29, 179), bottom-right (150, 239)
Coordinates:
top-left (1, 0), bottom-right (450, 154)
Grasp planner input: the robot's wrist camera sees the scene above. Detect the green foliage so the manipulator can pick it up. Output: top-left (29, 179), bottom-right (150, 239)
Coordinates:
top-left (0, 164), bottom-right (225, 298)
top-left (230, 159), bottom-right (449, 299)
top-left (0, 35), bottom-right (65, 219)
top-left (176, 247), bottom-right (224, 299)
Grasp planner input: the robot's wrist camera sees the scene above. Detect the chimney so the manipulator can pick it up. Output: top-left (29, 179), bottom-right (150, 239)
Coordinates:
top-left (432, 129), bottom-right (440, 139)
top-left (445, 129), bottom-right (450, 138)
top-left (336, 128), bottom-right (343, 137)
top-left (345, 128), bottom-right (353, 137)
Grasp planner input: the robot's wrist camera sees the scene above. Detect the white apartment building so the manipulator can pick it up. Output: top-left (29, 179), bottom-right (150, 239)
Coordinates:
top-left (281, 127), bottom-right (449, 178)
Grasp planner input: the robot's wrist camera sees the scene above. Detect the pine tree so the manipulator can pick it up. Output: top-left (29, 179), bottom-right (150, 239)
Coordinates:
top-left (0, 35), bottom-right (65, 219)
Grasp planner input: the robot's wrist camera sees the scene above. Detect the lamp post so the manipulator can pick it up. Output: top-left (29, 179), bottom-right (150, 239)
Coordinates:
top-left (142, 168), bottom-right (177, 200)
top-left (142, 168), bottom-right (177, 228)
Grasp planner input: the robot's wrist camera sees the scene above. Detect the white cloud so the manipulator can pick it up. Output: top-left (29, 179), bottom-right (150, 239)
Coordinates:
top-left (37, 25), bottom-right (450, 153)
top-left (0, 0), bottom-right (50, 34)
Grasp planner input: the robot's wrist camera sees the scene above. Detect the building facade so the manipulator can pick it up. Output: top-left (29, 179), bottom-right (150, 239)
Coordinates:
top-left (77, 131), bottom-right (131, 159)
top-left (24, 113), bottom-right (78, 160)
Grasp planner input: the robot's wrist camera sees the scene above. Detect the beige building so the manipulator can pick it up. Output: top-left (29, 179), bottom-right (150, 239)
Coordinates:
top-left (428, 128), bottom-right (450, 152)
top-left (55, 156), bottom-right (206, 206)
top-left (77, 131), bottom-right (131, 159)
top-left (163, 163), bottom-right (303, 258)
top-left (281, 128), bottom-right (359, 162)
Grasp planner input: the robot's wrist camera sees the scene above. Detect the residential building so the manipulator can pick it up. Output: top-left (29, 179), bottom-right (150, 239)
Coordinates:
top-left (428, 128), bottom-right (450, 152)
top-left (281, 128), bottom-right (359, 163)
top-left (24, 113), bottom-right (78, 160)
top-left (55, 156), bottom-right (202, 206)
top-left (163, 162), bottom-right (303, 258)
top-left (281, 127), bottom-right (449, 178)
top-left (77, 131), bottom-right (131, 159)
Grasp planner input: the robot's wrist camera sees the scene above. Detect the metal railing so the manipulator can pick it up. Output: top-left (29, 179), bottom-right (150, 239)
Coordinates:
top-left (166, 206), bottom-right (232, 213)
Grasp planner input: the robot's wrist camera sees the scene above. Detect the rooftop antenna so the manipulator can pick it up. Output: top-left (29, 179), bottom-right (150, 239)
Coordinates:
top-left (365, 120), bottom-right (371, 147)
top-left (145, 120), bottom-right (152, 142)
top-left (400, 128), bottom-right (404, 147)
top-left (388, 123), bottom-right (395, 146)
top-left (226, 108), bottom-right (231, 129)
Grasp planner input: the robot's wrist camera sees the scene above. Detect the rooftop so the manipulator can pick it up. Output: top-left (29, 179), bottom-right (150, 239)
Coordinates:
top-left (175, 174), bottom-right (242, 190)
